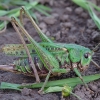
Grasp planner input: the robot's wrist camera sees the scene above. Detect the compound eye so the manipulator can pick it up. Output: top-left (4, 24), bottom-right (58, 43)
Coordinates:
top-left (84, 53), bottom-right (88, 58)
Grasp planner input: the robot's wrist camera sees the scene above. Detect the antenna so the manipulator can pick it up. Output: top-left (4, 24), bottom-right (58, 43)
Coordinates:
top-left (91, 59), bottom-right (100, 69)
top-left (92, 43), bottom-right (100, 52)
top-left (91, 43), bottom-right (100, 69)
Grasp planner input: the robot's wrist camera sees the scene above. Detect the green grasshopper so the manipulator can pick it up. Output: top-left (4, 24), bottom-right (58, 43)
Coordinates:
top-left (0, 7), bottom-right (100, 94)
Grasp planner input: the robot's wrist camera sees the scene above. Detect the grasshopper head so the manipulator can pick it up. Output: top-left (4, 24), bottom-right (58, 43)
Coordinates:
top-left (68, 46), bottom-right (93, 72)
top-left (81, 42), bottom-right (100, 71)
top-left (80, 49), bottom-right (93, 71)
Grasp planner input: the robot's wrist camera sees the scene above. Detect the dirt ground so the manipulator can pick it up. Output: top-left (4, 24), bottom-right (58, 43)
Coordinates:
top-left (0, 0), bottom-right (100, 100)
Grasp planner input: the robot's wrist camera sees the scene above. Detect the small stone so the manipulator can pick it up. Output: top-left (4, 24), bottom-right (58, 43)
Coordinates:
top-left (0, 94), bottom-right (3, 98)
top-left (39, 22), bottom-right (47, 30)
top-left (60, 15), bottom-right (69, 21)
top-left (60, 22), bottom-right (63, 27)
top-left (92, 31), bottom-right (99, 36)
top-left (12, 95), bottom-right (21, 100)
top-left (87, 19), bottom-right (96, 29)
top-left (49, 0), bottom-right (54, 6)
top-left (55, 31), bottom-right (61, 40)
top-left (35, 12), bottom-right (42, 20)
top-left (93, 35), bottom-right (100, 42)
top-left (75, 91), bottom-right (85, 98)
top-left (70, 95), bottom-right (79, 100)
top-left (67, 35), bottom-right (78, 43)
top-left (86, 29), bottom-right (92, 34)
top-left (61, 97), bottom-right (66, 100)
top-left (65, 7), bottom-right (72, 13)
top-left (81, 12), bottom-right (88, 18)
top-left (98, 82), bottom-right (100, 88)
top-left (92, 31), bottom-right (100, 42)
top-left (81, 86), bottom-right (86, 92)
top-left (89, 84), bottom-right (98, 92)
top-left (84, 91), bottom-right (91, 98)
top-left (75, 7), bottom-right (83, 15)
top-left (95, 96), bottom-right (100, 100)
top-left (63, 22), bottom-right (72, 28)
top-left (46, 31), bottom-right (51, 36)
top-left (61, 29), bottom-right (67, 35)
top-left (34, 36), bottom-right (41, 42)
top-left (43, 17), bottom-right (57, 25)
top-left (42, 28), bottom-right (47, 33)
top-left (59, 1), bottom-right (64, 5)
top-left (52, 13), bottom-right (59, 18)
top-left (70, 27), bottom-right (77, 32)
top-left (21, 88), bottom-right (32, 96)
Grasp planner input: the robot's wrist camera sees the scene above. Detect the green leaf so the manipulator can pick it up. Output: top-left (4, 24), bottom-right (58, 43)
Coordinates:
top-left (72, 0), bottom-right (100, 11)
top-left (37, 5), bottom-right (52, 12)
top-left (0, 10), bottom-right (8, 16)
top-left (19, 74), bottom-right (100, 89)
top-left (72, 0), bottom-right (88, 10)
top-left (10, 0), bottom-right (28, 6)
top-left (44, 86), bottom-right (62, 94)
top-left (0, 74), bottom-right (100, 92)
top-left (34, 6), bottom-right (51, 16)
top-left (0, 0), bottom-right (51, 30)
top-left (1, 0), bottom-right (11, 4)
top-left (0, 82), bottom-right (21, 91)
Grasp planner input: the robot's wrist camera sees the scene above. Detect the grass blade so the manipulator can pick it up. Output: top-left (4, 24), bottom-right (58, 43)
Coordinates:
top-left (0, 1), bottom-right (51, 30)
top-left (0, 74), bottom-right (100, 91)
top-left (19, 74), bottom-right (100, 89)
top-left (44, 86), bottom-right (62, 93)
top-left (34, 6), bottom-right (51, 16)
top-left (72, 0), bottom-right (100, 11)
top-left (0, 82), bottom-right (21, 91)
top-left (0, 10), bottom-right (8, 16)
top-left (36, 5), bottom-right (52, 12)
top-left (11, 1), bottom-right (28, 6)
top-left (72, 0), bottom-right (100, 30)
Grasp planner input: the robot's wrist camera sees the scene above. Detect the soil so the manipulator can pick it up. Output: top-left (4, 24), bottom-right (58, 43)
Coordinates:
top-left (0, 0), bottom-right (100, 100)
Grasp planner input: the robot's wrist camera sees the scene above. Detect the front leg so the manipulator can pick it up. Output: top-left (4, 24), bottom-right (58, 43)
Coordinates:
top-left (72, 63), bottom-right (94, 93)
